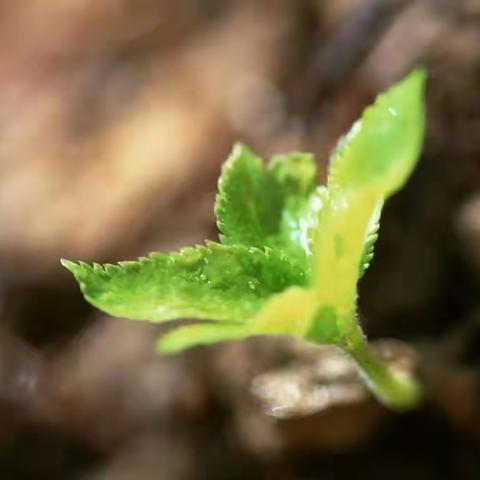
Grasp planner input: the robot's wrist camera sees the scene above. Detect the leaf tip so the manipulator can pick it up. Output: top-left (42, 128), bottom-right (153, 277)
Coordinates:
top-left (392, 68), bottom-right (427, 106)
top-left (231, 140), bottom-right (254, 156)
top-left (405, 67), bottom-right (427, 87)
top-left (61, 258), bottom-right (78, 273)
top-left (155, 333), bottom-right (182, 355)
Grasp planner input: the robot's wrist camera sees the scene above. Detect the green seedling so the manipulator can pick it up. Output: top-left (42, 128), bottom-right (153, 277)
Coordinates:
top-left (63, 70), bottom-right (426, 410)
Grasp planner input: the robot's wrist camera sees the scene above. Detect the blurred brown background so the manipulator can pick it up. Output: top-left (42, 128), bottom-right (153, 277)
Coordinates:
top-left (1, 0), bottom-right (480, 478)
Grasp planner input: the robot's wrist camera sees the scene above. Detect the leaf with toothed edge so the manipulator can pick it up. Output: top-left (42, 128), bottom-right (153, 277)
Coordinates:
top-left (61, 242), bottom-right (306, 324)
top-left (215, 143), bottom-right (318, 266)
top-left (327, 70), bottom-right (425, 198)
top-left (306, 70), bottom-right (425, 330)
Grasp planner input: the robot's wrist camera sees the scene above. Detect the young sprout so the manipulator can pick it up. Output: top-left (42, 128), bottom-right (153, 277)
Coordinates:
top-left (63, 70), bottom-right (426, 410)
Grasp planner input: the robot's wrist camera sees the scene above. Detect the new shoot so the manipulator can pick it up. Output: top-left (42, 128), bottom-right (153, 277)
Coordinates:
top-left (63, 70), bottom-right (426, 410)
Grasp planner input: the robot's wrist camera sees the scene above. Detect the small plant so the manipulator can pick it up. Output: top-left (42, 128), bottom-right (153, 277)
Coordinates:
top-left (63, 70), bottom-right (425, 410)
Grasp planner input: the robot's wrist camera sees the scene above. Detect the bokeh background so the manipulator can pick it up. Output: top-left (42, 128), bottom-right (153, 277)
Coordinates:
top-left (1, 0), bottom-right (480, 478)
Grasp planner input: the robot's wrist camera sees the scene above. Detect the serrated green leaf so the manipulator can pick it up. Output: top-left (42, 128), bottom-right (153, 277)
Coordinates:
top-left (328, 69), bottom-right (425, 197)
top-left (348, 71), bottom-right (425, 277)
top-left (157, 322), bottom-right (249, 353)
top-left (61, 242), bottom-right (305, 324)
top-left (215, 143), bottom-right (317, 264)
top-left (310, 70), bottom-right (425, 325)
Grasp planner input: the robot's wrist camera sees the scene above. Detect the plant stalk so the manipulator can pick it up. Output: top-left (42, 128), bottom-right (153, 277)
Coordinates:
top-left (342, 326), bottom-right (423, 411)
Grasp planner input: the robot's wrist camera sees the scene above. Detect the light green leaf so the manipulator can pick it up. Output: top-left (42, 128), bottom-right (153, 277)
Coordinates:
top-left (215, 143), bottom-right (317, 264)
top-left (157, 323), bottom-right (249, 353)
top-left (62, 242), bottom-right (305, 324)
top-left (310, 69), bottom-right (426, 323)
top-left (328, 69), bottom-right (425, 197)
